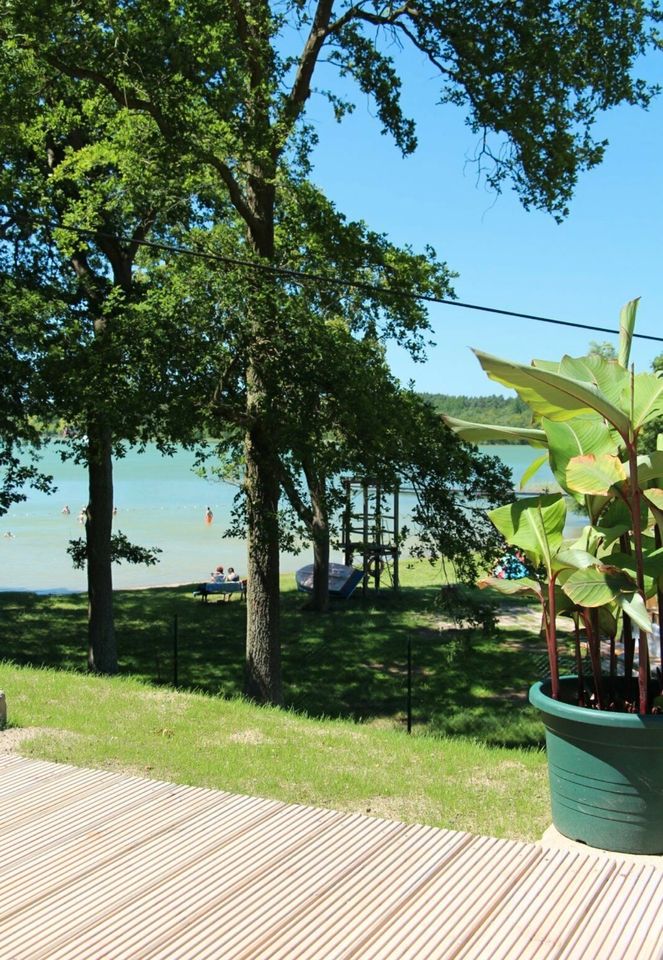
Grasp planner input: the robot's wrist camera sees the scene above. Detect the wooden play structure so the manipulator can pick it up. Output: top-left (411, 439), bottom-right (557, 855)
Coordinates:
top-left (341, 477), bottom-right (401, 595)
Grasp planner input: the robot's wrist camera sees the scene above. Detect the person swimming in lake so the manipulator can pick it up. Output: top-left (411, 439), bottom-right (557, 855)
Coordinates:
top-left (61, 505), bottom-right (70, 516)
top-left (205, 506), bottom-right (213, 524)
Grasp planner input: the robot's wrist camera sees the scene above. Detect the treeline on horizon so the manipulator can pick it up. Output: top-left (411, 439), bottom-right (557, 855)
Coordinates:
top-left (420, 393), bottom-right (532, 443)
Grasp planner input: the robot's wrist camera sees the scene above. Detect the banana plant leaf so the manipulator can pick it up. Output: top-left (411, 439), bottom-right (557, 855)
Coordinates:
top-left (530, 356), bottom-right (627, 406)
top-left (542, 417), bottom-right (618, 519)
top-left (631, 373), bottom-right (663, 430)
top-left (477, 575), bottom-right (543, 602)
top-left (557, 355), bottom-right (630, 410)
top-left (571, 524), bottom-right (607, 556)
top-left (488, 495), bottom-right (566, 574)
top-left (519, 452), bottom-right (549, 490)
top-left (594, 497), bottom-right (649, 548)
top-left (642, 488), bottom-right (663, 540)
top-left (441, 416), bottom-right (548, 446)
top-left (552, 548), bottom-right (600, 573)
top-left (473, 350), bottom-right (631, 437)
top-left (633, 452), bottom-right (663, 487)
top-left (618, 298), bottom-right (639, 369)
top-left (561, 566), bottom-right (652, 633)
top-left (566, 454), bottom-right (627, 497)
top-left (604, 547), bottom-right (663, 597)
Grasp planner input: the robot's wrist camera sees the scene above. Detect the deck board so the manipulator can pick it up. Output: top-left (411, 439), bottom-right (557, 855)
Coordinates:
top-left (1, 755), bottom-right (662, 959)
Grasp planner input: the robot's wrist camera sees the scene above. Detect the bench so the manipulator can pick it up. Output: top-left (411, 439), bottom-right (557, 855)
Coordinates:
top-left (193, 580), bottom-right (247, 603)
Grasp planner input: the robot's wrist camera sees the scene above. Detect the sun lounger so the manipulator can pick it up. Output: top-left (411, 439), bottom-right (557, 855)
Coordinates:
top-left (193, 580), bottom-right (247, 602)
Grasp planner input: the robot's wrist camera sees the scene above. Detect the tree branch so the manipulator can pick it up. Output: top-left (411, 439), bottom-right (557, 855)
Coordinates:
top-left (279, 458), bottom-right (314, 526)
top-left (287, 0), bottom-right (336, 115)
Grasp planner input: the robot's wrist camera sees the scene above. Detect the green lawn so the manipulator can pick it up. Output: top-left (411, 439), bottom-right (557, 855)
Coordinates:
top-left (0, 563), bottom-right (551, 841)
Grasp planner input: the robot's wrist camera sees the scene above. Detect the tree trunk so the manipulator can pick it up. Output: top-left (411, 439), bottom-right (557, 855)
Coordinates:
top-left (86, 422), bottom-right (117, 673)
top-left (241, 150), bottom-right (285, 703)
top-left (244, 421), bottom-right (282, 704)
top-left (309, 478), bottom-right (330, 613)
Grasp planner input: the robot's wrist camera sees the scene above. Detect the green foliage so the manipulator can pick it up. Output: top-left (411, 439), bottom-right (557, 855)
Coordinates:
top-left (436, 584), bottom-right (498, 634)
top-left (7, 0), bottom-right (657, 219)
top-left (67, 533), bottom-right (162, 570)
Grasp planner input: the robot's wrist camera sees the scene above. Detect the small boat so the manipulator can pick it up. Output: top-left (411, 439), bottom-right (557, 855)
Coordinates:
top-left (295, 562), bottom-right (364, 599)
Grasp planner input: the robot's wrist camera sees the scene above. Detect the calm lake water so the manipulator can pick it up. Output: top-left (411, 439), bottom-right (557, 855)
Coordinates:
top-left (0, 443), bottom-right (549, 593)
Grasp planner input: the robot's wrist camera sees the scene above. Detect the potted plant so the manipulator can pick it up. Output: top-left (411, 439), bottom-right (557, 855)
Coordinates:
top-left (447, 299), bottom-right (663, 854)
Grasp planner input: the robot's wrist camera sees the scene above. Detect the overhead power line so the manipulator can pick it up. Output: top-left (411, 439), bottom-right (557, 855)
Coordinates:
top-left (42, 220), bottom-right (663, 344)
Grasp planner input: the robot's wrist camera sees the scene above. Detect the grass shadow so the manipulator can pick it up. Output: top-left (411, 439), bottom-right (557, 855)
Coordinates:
top-left (0, 579), bottom-right (545, 748)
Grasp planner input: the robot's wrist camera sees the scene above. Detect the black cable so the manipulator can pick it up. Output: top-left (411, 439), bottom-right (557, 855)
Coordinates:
top-left (39, 220), bottom-right (663, 344)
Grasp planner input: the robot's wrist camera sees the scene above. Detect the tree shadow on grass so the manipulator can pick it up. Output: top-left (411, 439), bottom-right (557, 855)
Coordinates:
top-left (0, 584), bottom-right (545, 748)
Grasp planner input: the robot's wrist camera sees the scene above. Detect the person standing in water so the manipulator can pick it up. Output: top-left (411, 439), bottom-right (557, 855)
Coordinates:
top-left (61, 505), bottom-right (70, 516)
top-left (205, 506), bottom-right (213, 524)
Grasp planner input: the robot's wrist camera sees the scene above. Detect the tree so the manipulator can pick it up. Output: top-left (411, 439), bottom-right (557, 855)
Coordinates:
top-left (280, 337), bottom-right (514, 611)
top-left (0, 45), bottom-right (197, 671)
top-left (588, 341), bottom-right (618, 361)
top-left (5, 0), bottom-right (659, 701)
top-left (0, 277), bottom-right (53, 514)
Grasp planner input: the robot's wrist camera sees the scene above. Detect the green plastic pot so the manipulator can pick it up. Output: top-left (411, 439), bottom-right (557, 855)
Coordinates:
top-left (530, 677), bottom-right (663, 855)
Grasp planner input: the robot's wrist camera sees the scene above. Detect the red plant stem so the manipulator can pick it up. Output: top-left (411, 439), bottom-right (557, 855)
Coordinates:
top-left (627, 439), bottom-right (650, 714)
top-left (573, 617), bottom-right (585, 706)
top-left (620, 534), bottom-right (636, 681)
top-left (582, 608), bottom-right (605, 709)
top-left (655, 526), bottom-right (663, 692)
top-left (546, 576), bottom-right (560, 700)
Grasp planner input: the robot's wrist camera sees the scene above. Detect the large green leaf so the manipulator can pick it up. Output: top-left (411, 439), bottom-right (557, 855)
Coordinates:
top-left (632, 373), bottom-right (663, 430)
top-left (473, 350), bottom-right (631, 436)
top-left (634, 452), bottom-right (663, 487)
top-left (562, 565), bottom-right (632, 605)
top-left (488, 495), bottom-right (566, 573)
top-left (562, 566), bottom-right (652, 632)
top-left (442, 416), bottom-right (548, 446)
top-left (542, 416), bottom-right (618, 499)
top-left (477, 576), bottom-right (543, 601)
top-left (607, 547), bottom-right (663, 597)
top-left (552, 548), bottom-right (600, 572)
top-left (557, 355), bottom-right (629, 410)
top-left (593, 498), bottom-right (649, 548)
top-left (519, 452), bottom-right (549, 490)
top-left (618, 298), bottom-right (639, 369)
top-left (570, 525), bottom-right (605, 556)
top-left (565, 454), bottom-right (627, 497)
top-left (620, 593), bottom-right (652, 634)
top-left (643, 488), bottom-right (663, 540)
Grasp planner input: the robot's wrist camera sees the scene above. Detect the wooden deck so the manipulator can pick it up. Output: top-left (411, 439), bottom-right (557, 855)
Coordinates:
top-left (2, 754), bottom-right (662, 959)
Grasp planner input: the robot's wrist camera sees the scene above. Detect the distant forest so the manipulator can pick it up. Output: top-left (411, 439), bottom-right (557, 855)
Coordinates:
top-left (420, 393), bottom-right (532, 442)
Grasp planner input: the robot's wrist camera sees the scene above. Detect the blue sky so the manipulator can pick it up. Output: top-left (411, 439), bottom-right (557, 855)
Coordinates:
top-left (304, 47), bottom-right (663, 397)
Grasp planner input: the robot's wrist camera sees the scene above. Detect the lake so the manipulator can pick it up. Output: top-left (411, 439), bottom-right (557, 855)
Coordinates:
top-left (0, 443), bottom-right (550, 593)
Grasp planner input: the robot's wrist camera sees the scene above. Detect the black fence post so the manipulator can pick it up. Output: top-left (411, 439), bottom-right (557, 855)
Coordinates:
top-left (173, 613), bottom-right (179, 688)
top-left (407, 635), bottom-right (412, 734)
